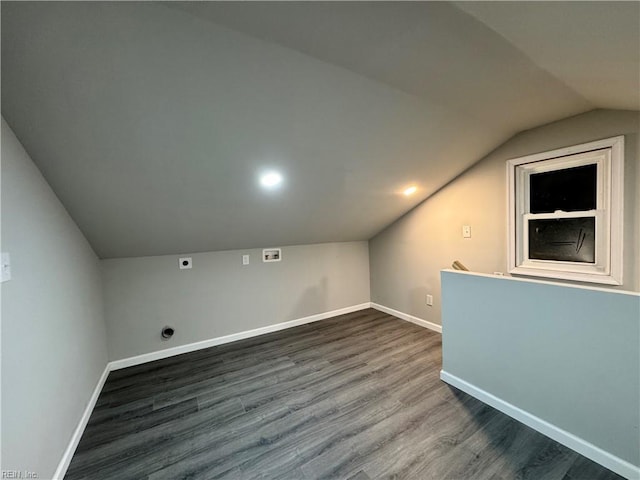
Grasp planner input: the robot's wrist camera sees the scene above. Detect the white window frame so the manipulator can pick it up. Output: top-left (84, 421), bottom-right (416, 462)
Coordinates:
top-left (507, 136), bottom-right (624, 285)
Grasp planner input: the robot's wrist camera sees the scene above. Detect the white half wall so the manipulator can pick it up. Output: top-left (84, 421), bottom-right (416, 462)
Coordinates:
top-left (440, 269), bottom-right (640, 479)
top-left (0, 118), bottom-right (109, 478)
top-left (102, 242), bottom-right (370, 361)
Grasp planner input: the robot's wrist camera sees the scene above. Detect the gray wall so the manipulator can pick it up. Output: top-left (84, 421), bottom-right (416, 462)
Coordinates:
top-left (1, 118), bottom-right (108, 478)
top-left (369, 109), bottom-right (640, 326)
top-left (441, 270), bottom-right (640, 473)
top-left (103, 242), bottom-right (370, 361)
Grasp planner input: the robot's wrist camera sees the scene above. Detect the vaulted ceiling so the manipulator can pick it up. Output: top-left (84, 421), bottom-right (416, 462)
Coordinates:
top-left (2, 1), bottom-right (638, 258)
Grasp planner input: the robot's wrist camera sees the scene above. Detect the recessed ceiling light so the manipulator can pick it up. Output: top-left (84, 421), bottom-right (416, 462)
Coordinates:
top-left (403, 186), bottom-right (417, 196)
top-left (259, 171), bottom-right (283, 189)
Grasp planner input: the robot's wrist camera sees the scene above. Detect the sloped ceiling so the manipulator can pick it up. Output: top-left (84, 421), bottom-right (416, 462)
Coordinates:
top-left (1, 1), bottom-right (638, 259)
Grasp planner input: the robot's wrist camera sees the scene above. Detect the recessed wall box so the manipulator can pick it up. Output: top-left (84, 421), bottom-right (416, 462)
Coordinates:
top-left (262, 248), bottom-right (282, 262)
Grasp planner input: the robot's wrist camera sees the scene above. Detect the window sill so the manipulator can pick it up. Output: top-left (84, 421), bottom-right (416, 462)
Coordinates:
top-left (509, 266), bottom-right (622, 286)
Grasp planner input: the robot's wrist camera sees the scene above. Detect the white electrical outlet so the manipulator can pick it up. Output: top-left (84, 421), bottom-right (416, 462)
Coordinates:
top-left (462, 225), bottom-right (471, 238)
top-left (1, 253), bottom-right (11, 282)
top-left (179, 257), bottom-right (192, 269)
top-left (426, 294), bottom-right (433, 306)
top-left (242, 255), bottom-right (250, 265)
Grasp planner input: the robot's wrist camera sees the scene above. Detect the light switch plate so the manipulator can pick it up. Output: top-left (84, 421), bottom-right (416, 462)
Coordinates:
top-left (462, 225), bottom-right (471, 238)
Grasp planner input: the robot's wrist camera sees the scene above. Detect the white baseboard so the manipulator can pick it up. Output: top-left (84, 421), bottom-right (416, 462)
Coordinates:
top-left (440, 370), bottom-right (639, 480)
top-left (109, 303), bottom-right (372, 370)
top-left (53, 363), bottom-right (111, 480)
top-left (371, 302), bottom-right (442, 334)
top-left (53, 303), bottom-right (372, 478)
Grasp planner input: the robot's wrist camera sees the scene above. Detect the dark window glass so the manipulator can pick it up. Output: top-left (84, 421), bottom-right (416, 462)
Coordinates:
top-left (530, 164), bottom-right (597, 213)
top-left (529, 217), bottom-right (595, 263)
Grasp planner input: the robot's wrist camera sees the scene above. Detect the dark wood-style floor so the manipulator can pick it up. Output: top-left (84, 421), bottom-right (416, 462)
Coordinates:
top-left (66, 309), bottom-right (622, 480)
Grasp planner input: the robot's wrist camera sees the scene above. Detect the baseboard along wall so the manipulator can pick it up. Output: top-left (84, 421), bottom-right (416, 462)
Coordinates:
top-left (109, 303), bottom-right (372, 370)
top-left (440, 371), bottom-right (640, 480)
top-left (53, 301), bottom-right (633, 479)
top-left (54, 302), bottom-right (382, 478)
top-left (370, 302), bottom-right (442, 333)
top-left (52, 364), bottom-right (111, 480)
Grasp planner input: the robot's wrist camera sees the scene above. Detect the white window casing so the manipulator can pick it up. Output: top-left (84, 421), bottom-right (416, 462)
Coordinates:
top-left (507, 136), bottom-right (624, 285)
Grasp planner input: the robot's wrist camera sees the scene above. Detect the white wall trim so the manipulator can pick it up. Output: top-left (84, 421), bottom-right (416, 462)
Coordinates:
top-left (441, 269), bottom-right (640, 296)
top-left (109, 303), bottom-right (372, 370)
top-left (440, 370), bottom-right (640, 480)
top-left (370, 302), bottom-right (442, 334)
top-left (53, 363), bottom-right (111, 480)
top-left (53, 303), bottom-right (372, 478)
top-left (506, 135), bottom-right (625, 286)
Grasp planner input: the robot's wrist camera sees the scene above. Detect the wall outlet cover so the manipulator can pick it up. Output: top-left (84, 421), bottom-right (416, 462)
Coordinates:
top-left (179, 257), bottom-right (192, 269)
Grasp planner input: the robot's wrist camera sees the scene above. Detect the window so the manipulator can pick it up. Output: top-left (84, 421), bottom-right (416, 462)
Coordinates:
top-left (507, 136), bottom-right (624, 285)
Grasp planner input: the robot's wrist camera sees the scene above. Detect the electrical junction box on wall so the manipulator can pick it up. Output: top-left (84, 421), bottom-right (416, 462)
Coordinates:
top-left (263, 248), bottom-right (281, 262)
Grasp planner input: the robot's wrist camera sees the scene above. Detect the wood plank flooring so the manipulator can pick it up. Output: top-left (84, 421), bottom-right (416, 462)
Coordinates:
top-left (65, 309), bottom-right (623, 480)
